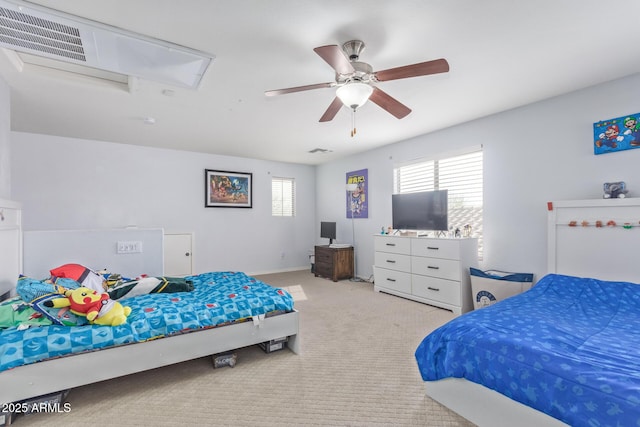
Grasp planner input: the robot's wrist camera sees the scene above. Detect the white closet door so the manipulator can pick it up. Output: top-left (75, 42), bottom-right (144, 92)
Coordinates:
top-left (164, 233), bottom-right (193, 276)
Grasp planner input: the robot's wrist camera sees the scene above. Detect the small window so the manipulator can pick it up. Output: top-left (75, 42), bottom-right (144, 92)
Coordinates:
top-left (272, 177), bottom-right (295, 217)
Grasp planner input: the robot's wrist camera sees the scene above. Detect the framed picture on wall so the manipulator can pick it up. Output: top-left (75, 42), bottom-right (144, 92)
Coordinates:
top-left (346, 168), bottom-right (368, 218)
top-left (205, 169), bottom-right (252, 208)
top-left (594, 112), bottom-right (640, 155)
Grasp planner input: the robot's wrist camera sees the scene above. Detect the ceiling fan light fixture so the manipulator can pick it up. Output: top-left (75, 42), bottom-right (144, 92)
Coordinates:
top-left (336, 82), bottom-right (373, 110)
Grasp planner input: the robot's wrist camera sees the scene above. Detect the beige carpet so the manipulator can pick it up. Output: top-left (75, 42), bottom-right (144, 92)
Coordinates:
top-left (15, 270), bottom-right (475, 427)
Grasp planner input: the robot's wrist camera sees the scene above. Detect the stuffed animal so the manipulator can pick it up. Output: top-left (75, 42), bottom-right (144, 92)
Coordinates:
top-left (44, 287), bottom-right (132, 326)
top-left (603, 181), bottom-right (628, 199)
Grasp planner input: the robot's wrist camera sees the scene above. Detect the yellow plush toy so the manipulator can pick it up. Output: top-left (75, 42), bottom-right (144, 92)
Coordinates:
top-left (45, 287), bottom-right (132, 326)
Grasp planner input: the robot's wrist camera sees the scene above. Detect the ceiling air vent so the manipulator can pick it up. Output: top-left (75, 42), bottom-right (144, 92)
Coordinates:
top-left (308, 148), bottom-right (333, 154)
top-left (0, 6), bottom-right (85, 61)
top-left (0, 0), bottom-right (214, 89)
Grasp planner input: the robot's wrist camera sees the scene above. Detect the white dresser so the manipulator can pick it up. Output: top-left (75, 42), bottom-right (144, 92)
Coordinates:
top-left (373, 235), bottom-right (478, 314)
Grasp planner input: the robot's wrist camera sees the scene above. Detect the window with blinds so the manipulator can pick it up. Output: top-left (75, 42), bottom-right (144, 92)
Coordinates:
top-left (272, 177), bottom-right (295, 216)
top-left (393, 149), bottom-right (483, 256)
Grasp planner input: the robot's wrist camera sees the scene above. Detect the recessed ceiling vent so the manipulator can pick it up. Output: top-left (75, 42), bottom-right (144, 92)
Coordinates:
top-left (308, 148), bottom-right (333, 154)
top-left (0, 6), bottom-right (85, 61)
top-left (0, 0), bottom-right (214, 89)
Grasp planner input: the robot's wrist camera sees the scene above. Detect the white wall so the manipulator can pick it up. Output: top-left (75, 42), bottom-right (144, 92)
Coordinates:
top-left (11, 133), bottom-right (316, 275)
top-left (8, 73), bottom-right (640, 281)
top-left (317, 73), bottom-right (640, 282)
top-left (0, 76), bottom-right (10, 198)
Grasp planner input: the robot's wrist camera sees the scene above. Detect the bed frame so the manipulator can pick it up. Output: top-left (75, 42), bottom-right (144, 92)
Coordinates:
top-left (424, 198), bottom-right (640, 427)
top-left (0, 198), bottom-right (300, 406)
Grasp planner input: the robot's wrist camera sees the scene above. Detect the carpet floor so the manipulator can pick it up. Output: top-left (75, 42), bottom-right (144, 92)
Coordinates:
top-left (14, 270), bottom-right (475, 426)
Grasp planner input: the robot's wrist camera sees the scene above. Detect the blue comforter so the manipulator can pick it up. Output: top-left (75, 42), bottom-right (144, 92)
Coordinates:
top-left (415, 274), bottom-right (640, 427)
top-left (0, 271), bottom-right (294, 373)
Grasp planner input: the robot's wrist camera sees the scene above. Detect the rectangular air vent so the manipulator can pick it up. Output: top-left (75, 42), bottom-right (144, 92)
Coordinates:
top-left (0, 0), bottom-right (214, 89)
top-left (308, 148), bottom-right (333, 154)
top-left (0, 6), bottom-right (86, 61)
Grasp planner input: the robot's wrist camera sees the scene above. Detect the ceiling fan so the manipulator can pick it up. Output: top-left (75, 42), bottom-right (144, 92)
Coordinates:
top-left (265, 40), bottom-right (449, 132)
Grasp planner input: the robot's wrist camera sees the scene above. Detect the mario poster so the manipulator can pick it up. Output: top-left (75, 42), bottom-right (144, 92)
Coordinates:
top-left (593, 113), bottom-right (640, 155)
top-left (346, 169), bottom-right (368, 218)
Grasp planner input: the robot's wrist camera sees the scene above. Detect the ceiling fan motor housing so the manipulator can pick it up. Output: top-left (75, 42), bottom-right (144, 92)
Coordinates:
top-left (337, 61), bottom-right (373, 85)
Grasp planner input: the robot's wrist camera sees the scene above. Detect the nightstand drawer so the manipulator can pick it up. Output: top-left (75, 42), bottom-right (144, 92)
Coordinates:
top-left (411, 239), bottom-right (461, 260)
top-left (315, 251), bottom-right (332, 264)
top-left (412, 275), bottom-right (461, 305)
top-left (411, 257), bottom-right (461, 281)
top-left (374, 236), bottom-right (411, 255)
top-left (315, 262), bottom-right (332, 276)
top-left (374, 252), bottom-right (411, 273)
top-left (374, 267), bottom-right (411, 294)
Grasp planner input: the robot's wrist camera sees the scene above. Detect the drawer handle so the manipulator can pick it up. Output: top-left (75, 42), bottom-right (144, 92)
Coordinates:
top-left (386, 260), bottom-right (396, 264)
top-left (385, 243), bottom-right (396, 246)
top-left (427, 287), bottom-right (440, 292)
top-left (386, 278), bottom-right (396, 282)
top-left (427, 266), bottom-right (440, 270)
top-left (427, 246), bottom-right (439, 250)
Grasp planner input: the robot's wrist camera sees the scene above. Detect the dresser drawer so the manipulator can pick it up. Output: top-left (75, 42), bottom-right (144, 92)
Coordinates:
top-left (412, 275), bottom-right (461, 305)
top-left (374, 267), bottom-right (411, 294)
top-left (411, 239), bottom-right (461, 260)
top-left (411, 257), bottom-right (461, 281)
top-left (315, 262), bottom-right (333, 277)
top-left (374, 236), bottom-right (411, 255)
top-left (315, 252), bottom-right (332, 265)
top-left (374, 252), bottom-right (411, 273)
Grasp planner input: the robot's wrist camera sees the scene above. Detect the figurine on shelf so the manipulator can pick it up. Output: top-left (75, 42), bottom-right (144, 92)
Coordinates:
top-left (603, 181), bottom-right (628, 199)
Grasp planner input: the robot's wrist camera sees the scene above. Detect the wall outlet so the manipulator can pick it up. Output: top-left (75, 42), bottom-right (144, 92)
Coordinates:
top-left (117, 241), bottom-right (143, 254)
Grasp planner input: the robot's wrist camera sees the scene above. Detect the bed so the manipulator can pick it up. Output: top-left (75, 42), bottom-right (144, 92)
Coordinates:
top-left (415, 198), bottom-right (640, 427)
top-left (0, 198), bottom-right (300, 407)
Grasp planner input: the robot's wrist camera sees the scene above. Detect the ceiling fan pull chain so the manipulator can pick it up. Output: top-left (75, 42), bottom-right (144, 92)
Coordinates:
top-left (351, 108), bottom-right (356, 137)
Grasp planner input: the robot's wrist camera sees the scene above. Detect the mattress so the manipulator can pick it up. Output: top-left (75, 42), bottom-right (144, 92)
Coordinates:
top-left (0, 271), bottom-right (294, 373)
top-left (415, 274), bottom-right (640, 426)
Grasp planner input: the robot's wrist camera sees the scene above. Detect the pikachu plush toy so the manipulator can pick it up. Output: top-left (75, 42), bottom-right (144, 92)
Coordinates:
top-left (45, 287), bottom-right (131, 326)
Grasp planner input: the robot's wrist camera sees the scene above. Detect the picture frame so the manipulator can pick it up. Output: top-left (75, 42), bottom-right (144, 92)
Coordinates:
top-left (593, 112), bottom-right (640, 155)
top-left (205, 169), bottom-right (252, 208)
top-left (346, 168), bottom-right (368, 218)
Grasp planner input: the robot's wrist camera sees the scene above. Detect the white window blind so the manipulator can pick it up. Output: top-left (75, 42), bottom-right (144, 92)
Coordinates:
top-left (394, 149), bottom-right (483, 256)
top-left (272, 177), bottom-right (295, 217)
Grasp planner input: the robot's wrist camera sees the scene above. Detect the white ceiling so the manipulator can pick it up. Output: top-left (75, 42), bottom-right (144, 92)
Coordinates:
top-left (1, 0), bottom-right (639, 165)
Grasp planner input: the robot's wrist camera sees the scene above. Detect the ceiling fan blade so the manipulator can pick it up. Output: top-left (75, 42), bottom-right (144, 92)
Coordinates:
top-left (374, 58), bottom-right (449, 82)
top-left (313, 45), bottom-right (355, 75)
top-left (265, 82), bottom-right (335, 97)
top-left (369, 87), bottom-right (411, 119)
top-left (319, 97), bottom-right (344, 122)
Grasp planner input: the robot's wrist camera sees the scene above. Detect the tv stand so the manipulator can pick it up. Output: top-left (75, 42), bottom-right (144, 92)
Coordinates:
top-left (314, 245), bottom-right (354, 282)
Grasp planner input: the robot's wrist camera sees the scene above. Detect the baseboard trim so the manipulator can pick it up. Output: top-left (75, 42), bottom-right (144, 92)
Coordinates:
top-left (247, 266), bottom-right (310, 276)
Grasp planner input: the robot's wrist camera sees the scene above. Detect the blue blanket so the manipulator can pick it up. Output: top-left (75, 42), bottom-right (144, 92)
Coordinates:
top-left (415, 274), bottom-right (640, 427)
top-left (0, 272), bottom-right (294, 373)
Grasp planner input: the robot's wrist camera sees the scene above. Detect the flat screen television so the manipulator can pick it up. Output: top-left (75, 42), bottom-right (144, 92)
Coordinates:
top-left (320, 221), bottom-right (337, 244)
top-left (392, 190), bottom-right (448, 231)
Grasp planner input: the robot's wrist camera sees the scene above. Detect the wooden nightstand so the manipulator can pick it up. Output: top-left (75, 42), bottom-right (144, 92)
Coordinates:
top-left (314, 245), bottom-right (354, 282)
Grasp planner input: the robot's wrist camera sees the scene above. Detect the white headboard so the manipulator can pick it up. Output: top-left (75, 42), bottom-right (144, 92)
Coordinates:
top-left (0, 199), bottom-right (22, 297)
top-left (23, 228), bottom-right (164, 279)
top-left (548, 198), bottom-right (640, 283)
